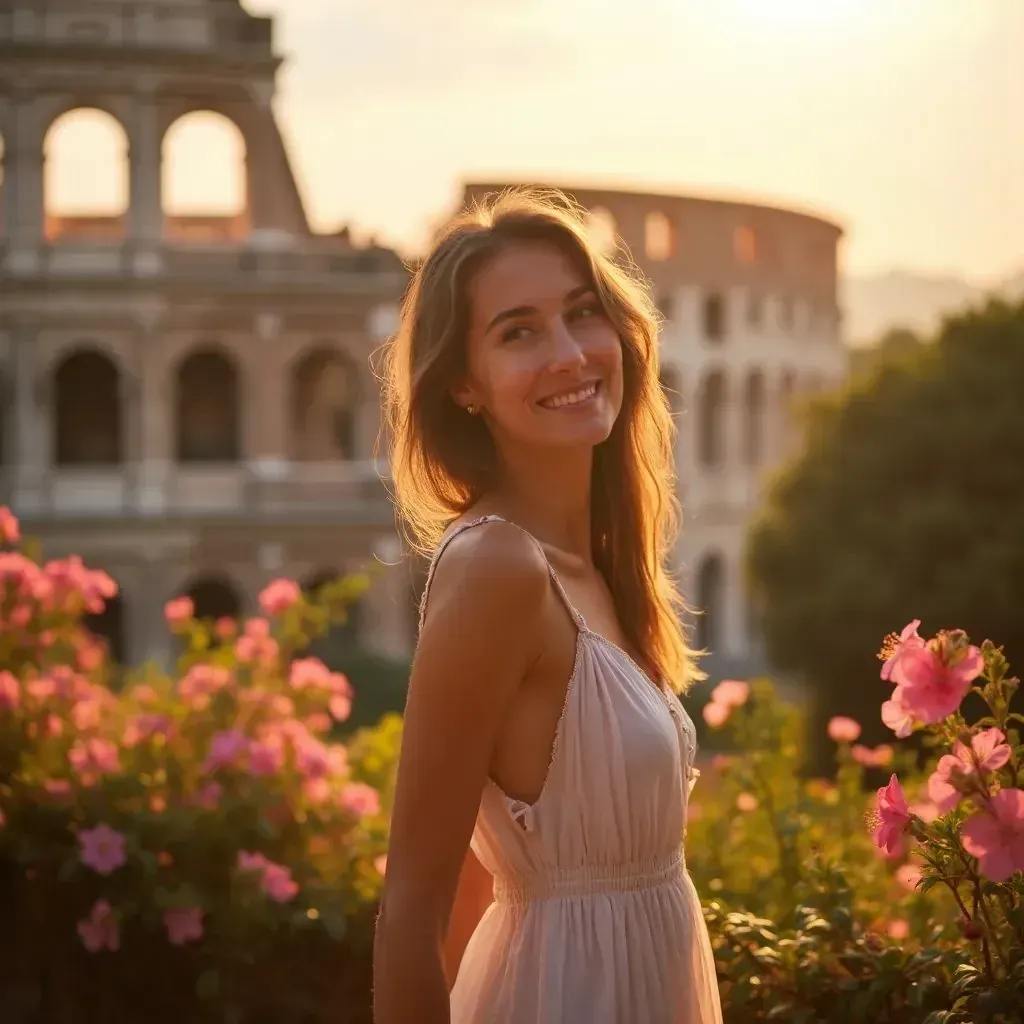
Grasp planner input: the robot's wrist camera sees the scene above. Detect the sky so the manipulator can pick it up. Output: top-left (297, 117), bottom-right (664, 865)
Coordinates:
top-left (33, 0), bottom-right (1024, 283)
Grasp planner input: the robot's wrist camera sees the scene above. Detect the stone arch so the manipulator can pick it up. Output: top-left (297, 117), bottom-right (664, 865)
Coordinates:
top-left (644, 209), bottom-right (674, 261)
top-left (586, 206), bottom-right (618, 256)
top-left (182, 574), bottom-right (242, 623)
top-left (743, 370), bottom-right (766, 466)
top-left (302, 568), bottom-right (364, 665)
top-left (162, 110), bottom-right (248, 242)
top-left (290, 347), bottom-right (360, 461)
top-left (696, 369), bottom-right (727, 469)
top-left (174, 347), bottom-right (241, 463)
top-left (53, 349), bottom-right (123, 466)
top-left (83, 591), bottom-right (126, 666)
top-left (43, 107), bottom-right (129, 241)
top-left (694, 552), bottom-right (725, 654)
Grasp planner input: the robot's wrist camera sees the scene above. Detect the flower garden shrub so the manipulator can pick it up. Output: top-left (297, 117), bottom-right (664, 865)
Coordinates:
top-left (0, 507), bottom-right (396, 1023)
top-left (694, 625), bottom-right (1024, 1021)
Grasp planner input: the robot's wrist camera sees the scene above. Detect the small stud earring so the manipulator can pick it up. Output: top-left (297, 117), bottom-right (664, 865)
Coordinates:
top-left (466, 403), bottom-right (476, 415)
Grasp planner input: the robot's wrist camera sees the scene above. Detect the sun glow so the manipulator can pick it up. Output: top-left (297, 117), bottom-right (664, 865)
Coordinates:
top-left (726, 0), bottom-right (862, 30)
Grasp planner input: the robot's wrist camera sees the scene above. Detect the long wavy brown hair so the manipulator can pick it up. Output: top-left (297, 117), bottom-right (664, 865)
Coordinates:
top-left (378, 186), bottom-right (702, 692)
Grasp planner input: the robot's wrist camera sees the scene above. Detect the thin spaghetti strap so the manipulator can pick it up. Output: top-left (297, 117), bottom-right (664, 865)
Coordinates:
top-left (417, 514), bottom-right (587, 634)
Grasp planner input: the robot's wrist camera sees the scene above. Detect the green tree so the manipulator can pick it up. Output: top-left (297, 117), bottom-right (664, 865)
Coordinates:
top-left (748, 298), bottom-right (1024, 762)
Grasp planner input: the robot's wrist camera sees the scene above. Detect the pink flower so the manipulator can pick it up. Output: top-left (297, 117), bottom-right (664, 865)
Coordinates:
top-left (0, 506), bottom-right (20, 545)
top-left (340, 782), bottom-right (381, 817)
top-left (294, 736), bottom-right (332, 779)
top-left (880, 619), bottom-right (924, 681)
top-left (852, 744), bottom-right (894, 767)
top-left (237, 850), bottom-right (269, 873)
top-left (961, 788), bottom-right (1024, 882)
top-left (259, 578), bottom-right (302, 616)
top-left (289, 657), bottom-right (332, 690)
top-left (894, 644), bottom-right (982, 724)
top-left (214, 616), bottom-right (237, 640)
top-left (881, 686), bottom-right (916, 738)
top-left (69, 738), bottom-right (121, 782)
top-left (0, 671), bottom-right (19, 711)
top-left (886, 918), bottom-right (910, 941)
top-left (123, 713), bottom-right (174, 748)
top-left (249, 737), bottom-right (285, 777)
top-left (702, 700), bottom-right (730, 728)
top-left (873, 775), bottom-right (912, 858)
top-left (79, 823), bottom-right (127, 876)
top-left (235, 618), bottom-right (279, 664)
top-left (164, 906), bottom-right (204, 945)
top-left (77, 899), bottom-right (119, 952)
top-left (928, 728), bottom-right (1012, 814)
top-left (204, 729), bottom-right (248, 771)
top-left (261, 862), bottom-right (299, 903)
top-left (711, 679), bottom-right (750, 708)
top-left (828, 716), bottom-right (861, 743)
top-left (164, 596), bottom-right (194, 628)
top-left (193, 781), bottom-right (222, 810)
top-left (735, 792), bottom-right (759, 813)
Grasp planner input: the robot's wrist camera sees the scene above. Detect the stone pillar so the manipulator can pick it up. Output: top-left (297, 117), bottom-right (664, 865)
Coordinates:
top-left (362, 533), bottom-right (413, 659)
top-left (4, 93), bottom-right (46, 272)
top-left (12, 326), bottom-right (47, 514)
top-left (248, 314), bottom-right (288, 471)
top-left (135, 333), bottom-right (173, 515)
top-left (720, 549), bottom-right (748, 661)
top-left (127, 93), bottom-right (164, 275)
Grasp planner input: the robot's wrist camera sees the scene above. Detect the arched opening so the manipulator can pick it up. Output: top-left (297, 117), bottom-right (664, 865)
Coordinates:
top-left (44, 108), bottom-right (129, 241)
top-left (302, 569), bottom-right (364, 666)
top-left (695, 553), bottom-right (725, 654)
top-left (644, 210), bottom-right (674, 261)
top-left (702, 292), bottom-right (726, 342)
top-left (743, 371), bottom-right (766, 466)
top-left (586, 206), bottom-right (618, 257)
top-left (54, 350), bottom-right (123, 466)
top-left (734, 225), bottom-right (758, 265)
top-left (183, 575), bottom-right (242, 623)
top-left (290, 349), bottom-right (359, 461)
top-left (84, 592), bottom-right (126, 666)
top-left (697, 370), bottom-right (727, 469)
top-left (163, 111), bottom-right (248, 242)
top-left (175, 348), bottom-right (241, 463)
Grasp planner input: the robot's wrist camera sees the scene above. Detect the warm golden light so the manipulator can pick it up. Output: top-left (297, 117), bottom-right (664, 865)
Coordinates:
top-left (726, 0), bottom-right (861, 29)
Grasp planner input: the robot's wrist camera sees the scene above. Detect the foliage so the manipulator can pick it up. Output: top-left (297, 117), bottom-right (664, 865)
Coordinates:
top-left (694, 621), bottom-right (1024, 1022)
top-left (0, 507), bottom-right (396, 1023)
top-left (747, 297), bottom-right (1024, 763)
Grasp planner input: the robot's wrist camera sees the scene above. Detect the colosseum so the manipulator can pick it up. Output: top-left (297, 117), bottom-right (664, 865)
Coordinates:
top-left (0, 0), bottom-right (846, 685)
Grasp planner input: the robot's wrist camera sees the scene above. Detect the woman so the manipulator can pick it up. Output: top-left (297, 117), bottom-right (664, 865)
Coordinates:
top-left (373, 187), bottom-right (723, 1023)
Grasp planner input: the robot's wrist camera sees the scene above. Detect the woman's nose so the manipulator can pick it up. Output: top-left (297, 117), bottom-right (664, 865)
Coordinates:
top-left (547, 317), bottom-right (586, 370)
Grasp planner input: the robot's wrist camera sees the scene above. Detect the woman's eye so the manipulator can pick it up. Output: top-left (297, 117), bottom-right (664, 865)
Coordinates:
top-left (570, 303), bottom-right (599, 320)
top-left (501, 325), bottom-right (532, 343)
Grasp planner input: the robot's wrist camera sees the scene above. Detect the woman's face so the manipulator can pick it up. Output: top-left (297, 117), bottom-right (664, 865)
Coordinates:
top-left (456, 240), bottom-right (624, 455)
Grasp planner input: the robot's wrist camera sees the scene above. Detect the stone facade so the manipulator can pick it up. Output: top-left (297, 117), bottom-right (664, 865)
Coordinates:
top-left (0, 0), bottom-right (416, 668)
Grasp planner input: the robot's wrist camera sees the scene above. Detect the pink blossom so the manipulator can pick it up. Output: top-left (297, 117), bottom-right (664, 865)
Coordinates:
top-left (289, 657), bottom-right (332, 690)
top-left (886, 918), bottom-right (910, 941)
top-left (961, 788), bottom-right (1024, 882)
top-left (880, 619), bottom-right (924, 681)
top-left (249, 737), bottom-right (285, 777)
top-left (69, 738), bottom-right (121, 782)
top-left (340, 782), bottom-right (381, 817)
top-left (192, 781), bottom-right (222, 810)
top-left (873, 775), bottom-right (912, 858)
top-left (164, 906), bottom-right (205, 945)
top-left (294, 736), bottom-right (332, 779)
top-left (204, 729), bottom-right (248, 771)
top-left (261, 862), bottom-right (299, 903)
top-left (164, 596), bottom-right (194, 628)
top-left (852, 744), bottom-right (894, 767)
top-left (0, 506), bottom-right (20, 545)
top-left (77, 899), bottom-right (119, 953)
top-left (259, 578), bottom-right (302, 616)
top-left (894, 643), bottom-right (982, 724)
top-left (0, 671), bottom-right (19, 711)
top-left (178, 665), bottom-right (231, 706)
top-left (711, 679), bottom-right (750, 708)
top-left (235, 617), bottom-right (279, 664)
top-left (79, 823), bottom-right (127, 875)
top-left (702, 700), bottom-right (730, 728)
top-left (131, 684), bottom-right (160, 706)
top-left (735, 792), bottom-right (759, 813)
top-left (927, 728), bottom-right (1012, 815)
top-left (828, 716), bottom-right (861, 743)
top-left (44, 779), bottom-right (72, 799)
top-left (881, 686), bottom-right (916, 738)
top-left (214, 616), bottom-right (238, 640)
top-left (238, 850), bottom-right (269, 873)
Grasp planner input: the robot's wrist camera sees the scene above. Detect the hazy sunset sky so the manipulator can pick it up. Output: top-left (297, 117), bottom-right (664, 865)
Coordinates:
top-left (43, 0), bottom-right (1022, 282)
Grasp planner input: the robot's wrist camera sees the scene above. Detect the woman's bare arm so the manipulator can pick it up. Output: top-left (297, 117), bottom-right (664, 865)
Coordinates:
top-left (443, 846), bottom-right (494, 990)
top-left (373, 523), bottom-right (549, 1024)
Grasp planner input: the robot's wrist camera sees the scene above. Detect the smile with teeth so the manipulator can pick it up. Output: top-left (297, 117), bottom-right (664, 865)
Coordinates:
top-left (539, 381), bottom-right (600, 410)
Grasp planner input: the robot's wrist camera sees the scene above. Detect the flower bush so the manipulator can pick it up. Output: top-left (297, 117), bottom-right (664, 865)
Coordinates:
top-left (692, 624), bottom-right (1024, 1022)
top-left (0, 507), bottom-right (395, 1023)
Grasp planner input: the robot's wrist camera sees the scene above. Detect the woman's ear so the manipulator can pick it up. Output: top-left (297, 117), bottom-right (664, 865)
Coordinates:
top-left (450, 380), bottom-right (477, 413)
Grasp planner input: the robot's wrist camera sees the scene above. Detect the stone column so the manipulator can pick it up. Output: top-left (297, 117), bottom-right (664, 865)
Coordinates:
top-left (12, 325), bottom-right (47, 515)
top-left (127, 92), bottom-right (164, 275)
top-left (135, 329), bottom-right (174, 515)
top-left (4, 93), bottom-right (46, 273)
top-left (247, 313), bottom-right (288, 474)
